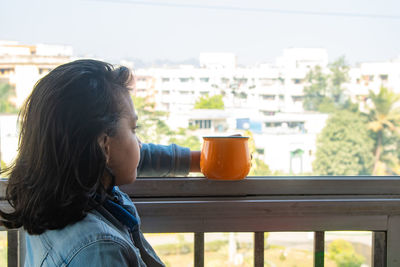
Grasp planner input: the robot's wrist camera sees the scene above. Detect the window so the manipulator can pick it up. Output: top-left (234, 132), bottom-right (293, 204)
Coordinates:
top-left (292, 96), bottom-right (303, 102)
top-left (195, 119), bottom-right (211, 129)
top-left (380, 74), bottom-right (388, 81)
top-left (261, 111), bottom-right (276, 116)
top-left (293, 78), bottom-right (302, 84)
top-left (179, 78), bottom-right (190, 82)
top-left (261, 95), bottom-right (275, 100)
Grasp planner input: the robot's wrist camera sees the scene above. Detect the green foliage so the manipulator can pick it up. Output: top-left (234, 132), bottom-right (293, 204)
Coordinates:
top-left (0, 160), bottom-right (7, 171)
top-left (329, 56), bottom-right (350, 104)
top-left (328, 239), bottom-right (365, 267)
top-left (303, 57), bottom-right (350, 112)
top-left (249, 158), bottom-right (271, 176)
top-left (168, 128), bottom-right (201, 151)
top-left (368, 86), bottom-right (400, 118)
top-left (133, 96), bottom-right (201, 149)
top-left (303, 65), bottom-right (328, 111)
top-left (313, 110), bottom-right (374, 175)
top-left (244, 130), bottom-right (272, 176)
top-left (153, 242), bottom-right (192, 256)
top-left (0, 160), bottom-right (11, 178)
top-left (366, 87), bottom-right (400, 175)
top-left (279, 251), bottom-right (287, 261)
top-left (133, 96), bottom-right (173, 143)
top-left (204, 240), bottom-right (228, 252)
top-left (194, 94), bottom-right (224, 110)
top-left (317, 97), bottom-right (336, 113)
top-left (0, 83), bottom-right (19, 114)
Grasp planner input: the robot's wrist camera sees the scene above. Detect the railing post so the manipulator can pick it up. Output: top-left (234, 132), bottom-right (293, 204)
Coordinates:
top-left (372, 231), bottom-right (386, 267)
top-left (7, 230), bottom-right (18, 267)
top-left (19, 230), bottom-right (25, 266)
top-left (254, 232), bottom-right (264, 267)
top-left (7, 229), bottom-right (25, 267)
top-left (314, 231), bottom-right (324, 267)
top-left (194, 232), bottom-right (204, 267)
top-left (387, 215), bottom-right (400, 266)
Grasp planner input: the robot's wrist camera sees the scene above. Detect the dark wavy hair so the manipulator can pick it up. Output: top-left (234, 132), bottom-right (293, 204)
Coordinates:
top-left (0, 59), bottom-right (133, 234)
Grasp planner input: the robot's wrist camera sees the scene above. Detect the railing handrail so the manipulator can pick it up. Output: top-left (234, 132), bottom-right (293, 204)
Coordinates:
top-left (120, 176), bottom-right (400, 198)
top-left (2, 176), bottom-right (400, 199)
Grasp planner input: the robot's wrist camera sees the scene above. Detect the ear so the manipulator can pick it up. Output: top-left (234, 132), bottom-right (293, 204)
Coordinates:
top-left (98, 133), bottom-right (111, 164)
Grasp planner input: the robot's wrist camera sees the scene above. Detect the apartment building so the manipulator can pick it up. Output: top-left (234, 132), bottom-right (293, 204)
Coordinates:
top-left (0, 40), bottom-right (73, 107)
top-left (135, 48), bottom-right (329, 116)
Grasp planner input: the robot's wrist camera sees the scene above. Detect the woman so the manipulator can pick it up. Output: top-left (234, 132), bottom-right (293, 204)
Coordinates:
top-left (0, 59), bottom-right (201, 266)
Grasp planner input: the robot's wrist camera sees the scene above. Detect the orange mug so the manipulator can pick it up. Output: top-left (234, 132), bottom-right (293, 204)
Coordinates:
top-left (200, 136), bottom-right (251, 180)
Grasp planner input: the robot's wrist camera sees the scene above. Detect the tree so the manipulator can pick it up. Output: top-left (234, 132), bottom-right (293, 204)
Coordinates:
top-left (133, 96), bottom-right (201, 149)
top-left (303, 65), bottom-right (328, 111)
top-left (313, 110), bottom-right (374, 175)
top-left (329, 56), bottom-right (350, 105)
top-left (303, 57), bottom-right (350, 112)
top-left (366, 87), bottom-right (400, 175)
top-left (132, 96), bottom-right (173, 144)
top-left (168, 127), bottom-right (201, 151)
top-left (328, 239), bottom-right (365, 267)
top-left (194, 94), bottom-right (224, 110)
top-left (0, 83), bottom-right (18, 114)
top-left (249, 158), bottom-right (271, 176)
top-left (244, 130), bottom-right (272, 176)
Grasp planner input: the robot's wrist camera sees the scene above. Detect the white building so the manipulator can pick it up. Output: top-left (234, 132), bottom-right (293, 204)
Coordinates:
top-left (253, 112), bottom-right (329, 174)
top-left (165, 107), bottom-right (329, 174)
top-left (199, 53), bottom-right (237, 69)
top-left (135, 48), bottom-right (329, 116)
top-left (0, 40), bottom-right (73, 107)
top-left (276, 48), bottom-right (329, 70)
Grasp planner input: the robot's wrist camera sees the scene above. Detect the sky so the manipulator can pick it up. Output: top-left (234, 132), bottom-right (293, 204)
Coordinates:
top-left (2, 0), bottom-right (400, 65)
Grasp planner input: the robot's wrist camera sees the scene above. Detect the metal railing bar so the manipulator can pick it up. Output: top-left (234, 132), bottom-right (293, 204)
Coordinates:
top-left (7, 230), bottom-right (18, 267)
top-left (254, 232), bottom-right (264, 267)
top-left (194, 232), bottom-right (204, 267)
top-left (372, 231), bottom-right (387, 267)
top-left (314, 231), bottom-right (324, 267)
top-left (19, 230), bottom-right (25, 267)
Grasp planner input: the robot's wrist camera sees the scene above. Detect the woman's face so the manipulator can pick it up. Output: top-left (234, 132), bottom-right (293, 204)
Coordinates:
top-left (105, 93), bottom-right (141, 185)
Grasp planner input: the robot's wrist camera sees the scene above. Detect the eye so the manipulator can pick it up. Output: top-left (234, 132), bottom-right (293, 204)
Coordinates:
top-left (132, 125), bottom-right (140, 133)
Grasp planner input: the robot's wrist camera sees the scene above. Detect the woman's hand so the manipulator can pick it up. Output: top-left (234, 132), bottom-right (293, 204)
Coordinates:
top-left (190, 151), bottom-right (201, 172)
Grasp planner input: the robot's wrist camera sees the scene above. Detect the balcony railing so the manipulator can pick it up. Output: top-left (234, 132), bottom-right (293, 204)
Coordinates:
top-left (1, 176), bottom-right (400, 267)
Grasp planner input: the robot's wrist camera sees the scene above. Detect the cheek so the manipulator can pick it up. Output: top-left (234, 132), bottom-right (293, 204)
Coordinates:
top-left (132, 137), bottom-right (141, 166)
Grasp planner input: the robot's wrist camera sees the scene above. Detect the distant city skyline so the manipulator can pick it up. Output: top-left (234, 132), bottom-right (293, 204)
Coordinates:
top-left (2, 0), bottom-right (400, 65)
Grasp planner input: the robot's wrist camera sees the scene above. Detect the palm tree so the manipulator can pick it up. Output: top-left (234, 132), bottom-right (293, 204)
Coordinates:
top-left (367, 87), bottom-right (400, 175)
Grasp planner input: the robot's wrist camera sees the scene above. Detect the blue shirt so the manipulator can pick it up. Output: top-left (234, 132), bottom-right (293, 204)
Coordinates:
top-left (24, 143), bottom-right (191, 267)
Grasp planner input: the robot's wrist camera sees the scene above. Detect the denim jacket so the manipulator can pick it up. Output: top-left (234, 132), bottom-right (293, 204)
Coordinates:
top-left (24, 143), bottom-right (191, 267)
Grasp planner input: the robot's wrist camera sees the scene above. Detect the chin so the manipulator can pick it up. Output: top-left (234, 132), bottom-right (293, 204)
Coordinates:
top-left (116, 174), bottom-right (137, 186)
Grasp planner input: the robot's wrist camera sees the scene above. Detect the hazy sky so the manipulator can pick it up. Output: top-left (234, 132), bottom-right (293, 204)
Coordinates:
top-left (2, 0), bottom-right (400, 65)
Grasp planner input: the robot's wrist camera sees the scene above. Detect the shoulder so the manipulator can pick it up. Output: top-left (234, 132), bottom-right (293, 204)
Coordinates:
top-left (25, 211), bottom-right (136, 266)
top-left (66, 236), bottom-right (142, 266)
